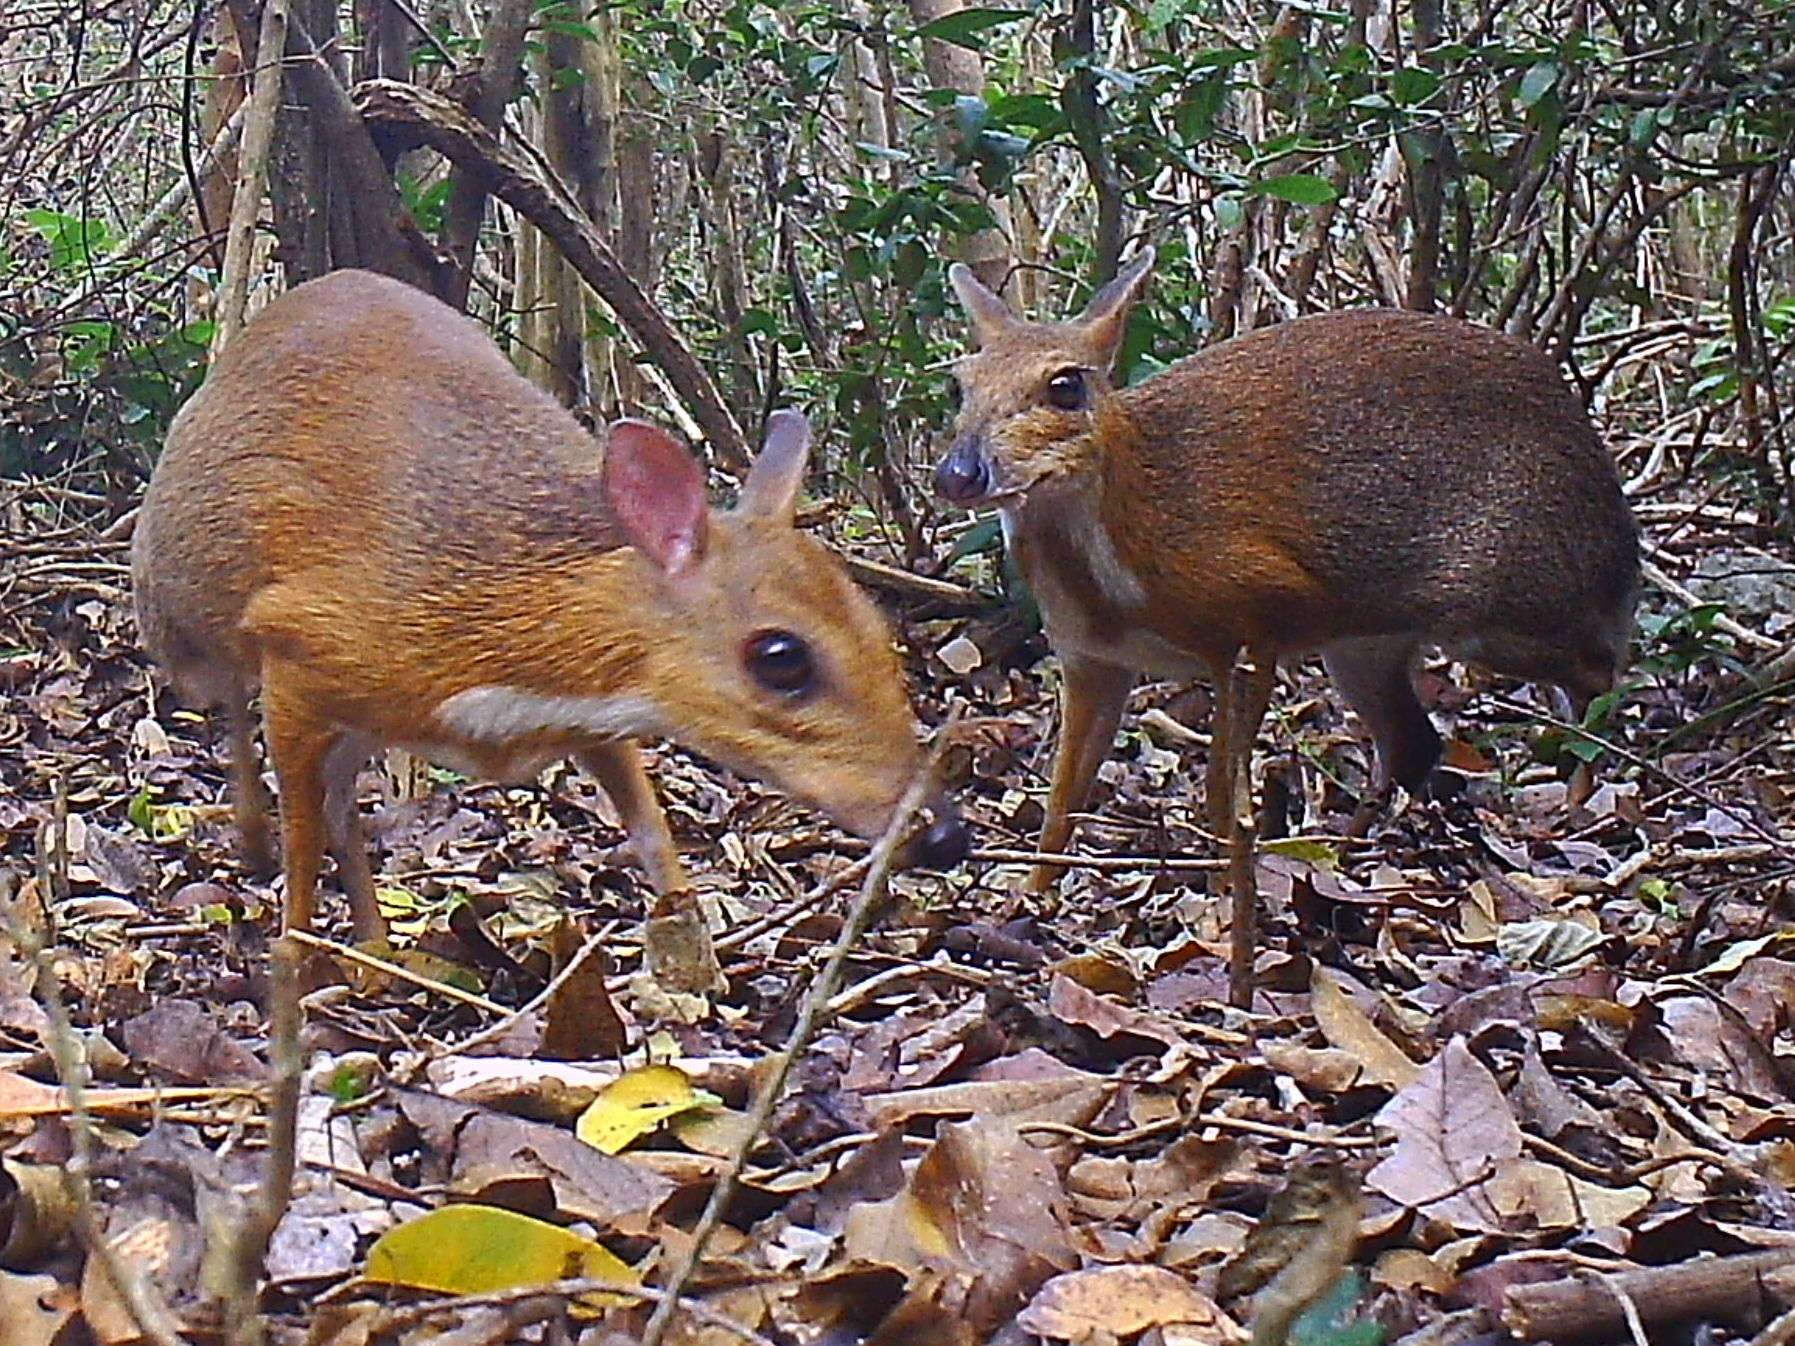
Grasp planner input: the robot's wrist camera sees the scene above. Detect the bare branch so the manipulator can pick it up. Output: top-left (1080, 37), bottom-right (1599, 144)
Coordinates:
top-left (352, 79), bottom-right (752, 473)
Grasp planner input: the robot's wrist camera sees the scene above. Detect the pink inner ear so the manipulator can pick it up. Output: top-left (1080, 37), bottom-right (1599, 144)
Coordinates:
top-left (602, 420), bottom-right (709, 575)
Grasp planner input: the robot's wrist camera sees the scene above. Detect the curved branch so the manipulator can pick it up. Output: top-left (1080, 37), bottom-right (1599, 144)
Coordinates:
top-left (352, 79), bottom-right (750, 474)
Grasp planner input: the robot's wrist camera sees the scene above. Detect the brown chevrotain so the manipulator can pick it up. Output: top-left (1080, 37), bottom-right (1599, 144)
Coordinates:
top-left (134, 268), bottom-right (967, 943)
top-left (935, 249), bottom-right (1639, 897)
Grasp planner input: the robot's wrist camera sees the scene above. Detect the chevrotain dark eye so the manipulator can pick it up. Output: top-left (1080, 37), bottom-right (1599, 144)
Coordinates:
top-left (744, 629), bottom-right (816, 696)
top-left (1046, 367), bottom-right (1087, 411)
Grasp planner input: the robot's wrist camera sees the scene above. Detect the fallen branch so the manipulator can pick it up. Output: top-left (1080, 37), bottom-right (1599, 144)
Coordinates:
top-left (350, 79), bottom-right (751, 474)
top-left (1502, 1248), bottom-right (1795, 1342)
top-left (843, 554), bottom-right (992, 611)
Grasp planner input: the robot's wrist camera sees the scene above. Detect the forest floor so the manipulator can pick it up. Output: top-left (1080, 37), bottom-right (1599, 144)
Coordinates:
top-left (2, 446), bottom-right (1794, 1346)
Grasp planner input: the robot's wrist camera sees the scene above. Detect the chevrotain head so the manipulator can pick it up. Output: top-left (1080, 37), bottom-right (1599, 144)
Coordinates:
top-left (604, 411), bottom-right (968, 868)
top-left (934, 248), bottom-right (1156, 508)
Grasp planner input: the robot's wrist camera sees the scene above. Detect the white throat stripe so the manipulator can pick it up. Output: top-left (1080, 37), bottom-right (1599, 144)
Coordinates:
top-left (436, 687), bottom-right (662, 743)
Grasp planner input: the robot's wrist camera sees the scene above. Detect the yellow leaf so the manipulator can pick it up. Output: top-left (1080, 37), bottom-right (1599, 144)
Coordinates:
top-left (364, 1204), bottom-right (637, 1309)
top-left (668, 1104), bottom-right (756, 1158)
top-left (576, 1064), bottom-right (703, 1154)
top-left (1260, 837), bottom-right (1340, 868)
top-left (148, 804), bottom-right (194, 842)
top-left (903, 1191), bottom-right (956, 1259)
top-left (385, 945), bottom-right (484, 993)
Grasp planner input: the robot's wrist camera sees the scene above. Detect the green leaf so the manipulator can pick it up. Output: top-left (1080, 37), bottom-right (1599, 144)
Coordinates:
top-left (1145, 0), bottom-right (1189, 29)
top-left (1249, 172), bottom-right (1339, 205)
top-left (1291, 1271), bottom-right (1385, 1346)
top-left (1391, 65), bottom-right (1439, 104)
top-left (1765, 295), bottom-right (1795, 339)
top-left (1214, 194), bottom-right (1245, 230)
top-left (892, 238), bottom-right (927, 288)
top-left (1517, 60), bottom-right (1558, 109)
top-left (988, 92), bottom-right (1062, 131)
top-left (945, 515), bottom-right (1005, 565)
top-left (365, 1205), bottom-right (637, 1308)
top-left (739, 307), bottom-right (779, 338)
top-left (1564, 736), bottom-right (1606, 764)
top-left (127, 787), bottom-right (155, 838)
top-left (1188, 46), bottom-right (1255, 68)
top-left (1175, 72), bottom-right (1227, 141)
top-left (977, 129), bottom-right (1030, 161)
top-left (915, 7), bottom-right (1027, 50)
top-left (26, 208), bottom-right (113, 270)
top-left (539, 18), bottom-right (601, 41)
top-left (1628, 106), bottom-right (1661, 148)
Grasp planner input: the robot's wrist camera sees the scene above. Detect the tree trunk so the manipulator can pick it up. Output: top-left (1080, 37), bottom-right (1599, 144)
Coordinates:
top-left (437, 0), bottom-right (536, 308)
top-left (906, 0), bottom-right (1014, 293)
top-left (195, 9), bottom-right (247, 272)
top-left (614, 73), bottom-right (659, 414)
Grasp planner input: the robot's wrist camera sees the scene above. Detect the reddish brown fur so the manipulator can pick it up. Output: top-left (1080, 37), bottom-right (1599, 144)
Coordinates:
top-left (135, 269), bottom-right (936, 938)
top-left (943, 253), bottom-right (1639, 888)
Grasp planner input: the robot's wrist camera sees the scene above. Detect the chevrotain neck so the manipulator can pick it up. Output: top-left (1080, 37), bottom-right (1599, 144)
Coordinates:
top-left (1086, 391), bottom-right (1147, 518)
top-left (445, 547), bottom-right (660, 698)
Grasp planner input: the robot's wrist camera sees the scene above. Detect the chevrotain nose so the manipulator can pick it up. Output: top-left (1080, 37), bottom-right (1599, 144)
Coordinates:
top-left (934, 443), bottom-right (991, 505)
top-left (907, 810), bottom-right (971, 869)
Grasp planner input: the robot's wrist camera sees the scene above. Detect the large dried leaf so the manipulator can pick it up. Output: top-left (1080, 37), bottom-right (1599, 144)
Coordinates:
top-left (117, 999), bottom-right (265, 1084)
top-left (395, 1089), bottom-right (674, 1228)
top-left (1310, 967), bottom-right (1421, 1090)
top-left (0, 1272), bottom-right (76, 1346)
top-left (841, 1117), bottom-right (1076, 1331)
top-left (1485, 1157), bottom-right (1650, 1233)
top-left (1365, 1036), bottom-right (1522, 1234)
top-left (863, 1071), bottom-right (1110, 1130)
top-left (1018, 1265), bottom-right (1242, 1342)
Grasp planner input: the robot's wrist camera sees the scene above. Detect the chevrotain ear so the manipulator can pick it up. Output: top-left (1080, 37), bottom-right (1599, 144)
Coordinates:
top-left (949, 262), bottom-right (1020, 346)
top-left (738, 409), bottom-right (812, 523)
top-left (1076, 246), bottom-right (1156, 368)
top-left (603, 419), bottom-right (709, 576)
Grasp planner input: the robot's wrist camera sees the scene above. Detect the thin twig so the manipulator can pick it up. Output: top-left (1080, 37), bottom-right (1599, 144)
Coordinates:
top-left (223, 936), bottom-right (303, 1346)
top-left (1592, 1269), bottom-right (1653, 1346)
top-left (1748, 1303), bottom-right (1795, 1346)
top-left (424, 922), bottom-right (611, 1067)
top-left (1488, 696), bottom-right (1791, 856)
top-left (366, 1277), bottom-right (777, 1346)
top-left (1021, 1114), bottom-right (1378, 1150)
top-left (13, 914), bottom-right (189, 1346)
top-left (1640, 557), bottom-right (1782, 652)
top-left (637, 719), bottom-right (955, 1346)
top-left (969, 846), bottom-right (1228, 872)
top-left (284, 928), bottom-right (511, 1016)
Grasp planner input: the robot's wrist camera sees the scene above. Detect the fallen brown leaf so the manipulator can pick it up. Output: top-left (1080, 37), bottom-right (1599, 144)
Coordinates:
top-left (1365, 1036), bottom-right (1521, 1234)
top-left (1018, 1265), bottom-right (1242, 1343)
